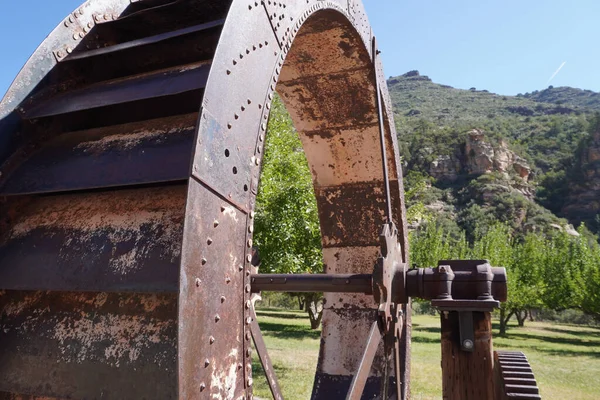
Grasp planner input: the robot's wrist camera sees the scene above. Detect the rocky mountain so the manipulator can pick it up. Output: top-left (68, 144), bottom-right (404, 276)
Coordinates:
top-left (387, 71), bottom-right (600, 237)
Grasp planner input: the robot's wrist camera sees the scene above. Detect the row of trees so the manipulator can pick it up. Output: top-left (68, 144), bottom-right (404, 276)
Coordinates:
top-left (411, 222), bottom-right (600, 334)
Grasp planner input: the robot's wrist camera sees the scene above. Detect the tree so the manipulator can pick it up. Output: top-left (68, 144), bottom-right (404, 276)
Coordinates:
top-left (254, 96), bottom-right (324, 329)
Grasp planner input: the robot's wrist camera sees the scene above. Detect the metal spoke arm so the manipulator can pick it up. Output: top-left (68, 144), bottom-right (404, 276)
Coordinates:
top-left (249, 305), bottom-right (283, 400)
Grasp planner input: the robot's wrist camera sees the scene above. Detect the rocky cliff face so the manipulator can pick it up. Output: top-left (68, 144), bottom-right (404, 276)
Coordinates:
top-left (562, 131), bottom-right (600, 228)
top-left (428, 129), bottom-right (531, 183)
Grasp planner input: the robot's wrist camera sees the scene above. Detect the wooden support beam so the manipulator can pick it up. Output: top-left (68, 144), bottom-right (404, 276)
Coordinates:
top-left (440, 311), bottom-right (495, 400)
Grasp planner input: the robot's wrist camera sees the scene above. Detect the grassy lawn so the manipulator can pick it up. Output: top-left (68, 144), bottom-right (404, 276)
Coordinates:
top-left (252, 308), bottom-right (600, 400)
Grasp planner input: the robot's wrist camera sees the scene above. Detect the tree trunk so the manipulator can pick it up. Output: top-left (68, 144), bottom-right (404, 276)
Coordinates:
top-left (298, 296), bottom-right (305, 311)
top-left (499, 307), bottom-right (514, 336)
top-left (515, 310), bottom-right (527, 327)
top-left (305, 293), bottom-right (323, 330)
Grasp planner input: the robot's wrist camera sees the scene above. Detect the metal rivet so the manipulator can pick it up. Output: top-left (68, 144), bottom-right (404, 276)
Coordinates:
top-left (246, 317), bottom-right (252, 325)
top-left (83, 27), bottom-right (89, 33)
top-left (79, 32), bottom-right (84, 38)
top-left (209, 336), bottom-right (215, 344)
top-left (88, 22), bottom-right (93, 29)
top-left (268, 93), bottom-right (273, 100)
top-left (238, 363), bottom-right (243, 370)
top-left (225, 276), bottom-right (231, 283)
top-left (248, 226), bottom-right (253, 233)
top-left (261, 123), bottom-right (266, 131)
top-left (255, 158), bottom-right (260, 166)
top-left (57, 50), bottom-right (64, 58)
top-left (247, 99), bottom-right (252, 104)
top-left (200, 383), bottom-right (206, 391)
top-left (246, 348), bottom-right (252, 357)
top-left (247, 239), bottom-right (253, 248)
top-left (207, 238), bottom-right (213, 245)
top-left (227, 123), bottom-right (232, 129)
top-left (241, 106), bottom-right (245, 112)
top-left (266, 103), bottom-right (271, 110)
top-left (239, 264), bottom-right (244, 271)
top-left (221, 205), bottom-right (226, 212)
top-left (201, 258), bottom-right (207, 265)
top-left (73, 34), bottom-right (78, 40)
top-left (221, 296), bottom-right (226, 303)
top-left (213, 220), bottom-right (219, 228)
top-left (246, 269), bottom-right (251, 277)
top-left (246, 255), bottom-right (252, 263)
top-left (247, 378), bottom-right (253, 386)
top-left (204, 359), bottom-right (210, 367)
top-left (246, 331), bottom-right (251, 340)
top-left (245, 300), bottom-right (251, 309)
top-left (215, 315), bottom-right (221, 322)
top-left (69, 16), bottom-right (74, 23)
top-left (64, 21), bottom-right (69, 27)
top-left (250, 211), bottom-right (255, 219)
top-left (259, 134), bottom-right (264, 142)
top-left (245, 284), bottom-right (251, 293)
top-left (66, 47), bottom-right (73, 54)
top-left (196, 278), bottom-right (201, 287)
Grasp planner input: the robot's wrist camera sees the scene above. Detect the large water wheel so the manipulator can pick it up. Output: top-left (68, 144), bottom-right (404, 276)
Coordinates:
top-left (0, 1), bottom-right (539, 399)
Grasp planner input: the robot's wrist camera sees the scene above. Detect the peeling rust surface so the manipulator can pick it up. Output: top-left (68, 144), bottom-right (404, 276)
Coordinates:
top-left (316, 181), bottom-right (403, 248)
top-left (0, 185), bottom-right (186, 292)
top-left (0, 290), bottom-right (177, 399)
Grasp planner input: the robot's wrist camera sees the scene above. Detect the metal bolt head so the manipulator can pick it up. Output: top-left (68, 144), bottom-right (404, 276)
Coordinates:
top-left (246, 316), bottom-right (252, 325)
top-left (200, 383), bottom-right (206, 391)
top-left (245, 331), bottom-right (251, 340)
top-left (245, 300), bottom-right (251, 309)
top-left (462, 339), bottom-right (474, 350)
top-left (195, 278), bottom-right (201, 287)
top-left (225, 276), bottom-right (231, 284)
top-left (220, 296), bottom-right (226, 303)
top-left (201, 258), bottom-right (207, 265)
top-left (215, 314), bottom-right (220, 322)
top-left (439, 266), bottom-right (447, 273)
top-left (204, 359), bottom-right (210, 367)
top-left (245, 284), bottom-right (251, 293)
top-left (209, 336), bottom-right (215, 344)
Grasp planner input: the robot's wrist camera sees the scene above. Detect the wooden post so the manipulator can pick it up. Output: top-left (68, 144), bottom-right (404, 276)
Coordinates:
top-left (440, 311), bottom-right (494, 400)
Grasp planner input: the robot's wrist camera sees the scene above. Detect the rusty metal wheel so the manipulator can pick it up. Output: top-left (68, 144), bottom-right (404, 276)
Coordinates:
top-left (0, 1), bottom-right (539, 399)
top-left (0, 0), bottom-right (410, 399)
top-left (494, 351), bottom-right (541, 400)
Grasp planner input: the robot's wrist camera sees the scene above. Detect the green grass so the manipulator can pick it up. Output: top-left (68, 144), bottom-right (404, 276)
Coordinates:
top-left (252, 308), bottom-right (600, 400)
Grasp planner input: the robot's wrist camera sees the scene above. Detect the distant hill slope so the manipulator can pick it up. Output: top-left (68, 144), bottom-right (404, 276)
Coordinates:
top-left (386, 71), bottom-right (600, 237)
top-left (524, 86), bottom-right (600, 111)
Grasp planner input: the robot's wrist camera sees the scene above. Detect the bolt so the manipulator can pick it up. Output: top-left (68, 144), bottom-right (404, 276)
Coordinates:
top-left (246, 254), bottom-right (252, 263)
top-left (245, 300), bottom-right (251, 309)
top-left (246, 317), bottom-right (252, 325)
top-left (207, 237), bottom-right (213, 245)
top-left (462, 339), bottom-right (474, 350)
top-left (247, 239), bottom-right (252, 247)
top-left (255, 157), bottom-right (260, 166)
top-left (238, 264), bottom-right (244, 271)
top-left (226, 276), bottom-right (231, 283)
top-left (204, 359), bottom-right (210, 367)
top-left (195, 278), bottom-right (201, 287)
top-left (213, 220), bottom-right (219, 228)
top-left (66, 47), bottom-right (73, 54)
top-left (57, 50), bottom-right (64, 58)
top-left (200, 383), bottom-right (206, 391)
top-left (245, 331), bottom-right (251, 340)
top-left (245, 284), bottom-right (251, 293)
top-left (439, 266), bottom-right (447, 273)
top-left (201, 258), bottom-right (207, 265)
top-left (220, 296), bottom-right (226, 303)
top-left (209, 336), bottom-right (215, 344)
top-left (215, 314), bottom-right (220, 322)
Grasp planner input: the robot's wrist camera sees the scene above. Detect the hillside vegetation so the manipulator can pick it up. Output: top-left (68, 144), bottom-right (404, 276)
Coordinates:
top-left (388, 71), bottom-right (600, 236)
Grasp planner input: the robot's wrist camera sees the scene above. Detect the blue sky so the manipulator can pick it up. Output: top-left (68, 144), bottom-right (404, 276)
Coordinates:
top-left (0, 0), bottom-right (598, 98)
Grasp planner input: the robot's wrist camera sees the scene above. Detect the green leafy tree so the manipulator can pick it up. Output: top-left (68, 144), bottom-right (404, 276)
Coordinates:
top-left (254, 96), bottom-right (324, 329)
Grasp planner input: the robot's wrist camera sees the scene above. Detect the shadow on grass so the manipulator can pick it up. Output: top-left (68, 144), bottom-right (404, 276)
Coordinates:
top-left (507, 331), bottom-right (600, 348)
top-left (413, 326), bottom-right (441, 334)
top-left (258, 321), bottom-right (321, 340)
top-left (542, 325), bottom-right (600, 338)
top-left (411, 336), bottom-right (441, 344)
top-left (257, 310), bottom-right (307, 320)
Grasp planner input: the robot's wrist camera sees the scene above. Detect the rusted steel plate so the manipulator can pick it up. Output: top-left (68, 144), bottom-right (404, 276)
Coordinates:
top-left (24, 62), bottom-right (211, 119)
top-left (178, 179), bottom-right (248, 399)
top-left (0, 114), bottom-right (196, 195)
top-left (316, 181), bottom-right (403, 248)
top-left (0, 185), bottom-right (185, 292)
top-left (0, 290), bottom-right (177, 399)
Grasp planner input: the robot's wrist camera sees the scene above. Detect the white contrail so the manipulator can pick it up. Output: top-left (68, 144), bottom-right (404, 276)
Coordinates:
top-left (547, 61), bottom-right (566, 85)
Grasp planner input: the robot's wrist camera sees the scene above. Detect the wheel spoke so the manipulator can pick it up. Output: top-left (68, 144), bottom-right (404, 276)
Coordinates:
top-left (249, 306), bottom-right (283, 400)
top-left (346, 320), bottom-right (382, 400)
